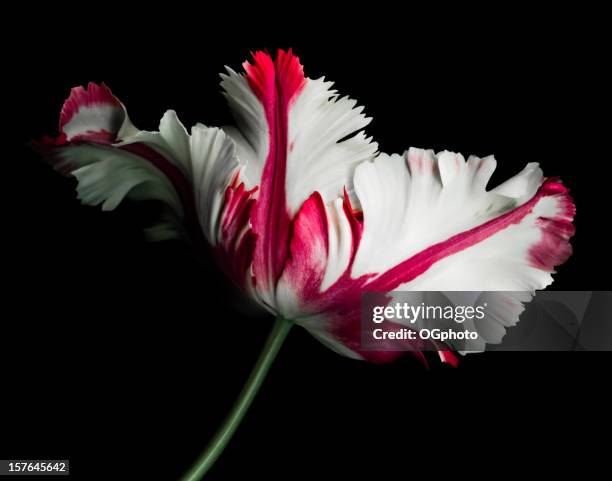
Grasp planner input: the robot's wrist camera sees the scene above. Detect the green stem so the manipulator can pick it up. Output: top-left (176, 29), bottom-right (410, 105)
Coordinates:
top-left (179, 317), bottom-right (293, 481)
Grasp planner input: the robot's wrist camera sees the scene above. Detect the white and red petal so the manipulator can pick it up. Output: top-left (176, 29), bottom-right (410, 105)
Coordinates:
top-left (214, 175), bottom-right (258, 292)
top-left (276, 192), bottom-right (330, 318)
top-left (56, 82), bottom-right (136, 144)
top-left (220, 49), bottom-right (377, 306)
top-left (354, 152), bottom-right (575, 293)
top-left (351, 149), bottom-right (514, 280)
top-left (224, 51), bottom-right (302, 304)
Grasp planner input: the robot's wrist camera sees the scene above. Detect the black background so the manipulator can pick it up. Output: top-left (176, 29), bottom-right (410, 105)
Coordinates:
top-left (4, 7), bottom-right (610, 480)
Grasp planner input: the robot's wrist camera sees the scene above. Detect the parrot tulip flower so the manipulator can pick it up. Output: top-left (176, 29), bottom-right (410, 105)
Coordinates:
top-left (34, 49), bottom-right (575, 479)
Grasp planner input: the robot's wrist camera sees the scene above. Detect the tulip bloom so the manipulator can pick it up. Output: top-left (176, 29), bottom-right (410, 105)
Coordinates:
top-left (34, 49), bottom-right (575, 479)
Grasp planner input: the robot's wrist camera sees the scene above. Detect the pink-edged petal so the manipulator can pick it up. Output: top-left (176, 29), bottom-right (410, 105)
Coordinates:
top-left (56, 82), bottom-right (136, 144)
top-left (528, 183), bottom-right (576, 271)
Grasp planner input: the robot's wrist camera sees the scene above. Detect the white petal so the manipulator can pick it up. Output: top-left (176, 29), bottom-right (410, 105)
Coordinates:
top-left (286, 78), bottom-right (378, 213)
top-left (189, 125), bottom-right (239, 244)
top-left (62, 145), bottom-right (182, 213)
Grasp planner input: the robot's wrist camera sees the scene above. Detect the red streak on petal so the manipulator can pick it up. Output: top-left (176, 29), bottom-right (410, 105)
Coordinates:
top-left (366, 178), bottom-right (575, 292)
top-left (245, 49), bottom-right (307, 292)
top-left (216, 180), bottom-right (258, 289)
top-left (69, 129), bottom-right (116, 144)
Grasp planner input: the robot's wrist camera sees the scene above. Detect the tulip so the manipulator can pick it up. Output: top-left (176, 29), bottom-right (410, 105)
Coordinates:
top-left (34, 49), bottom-right (575, 479)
